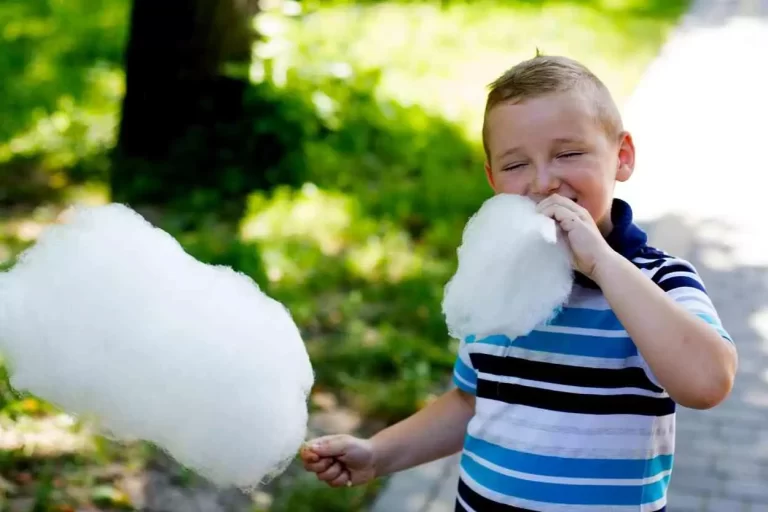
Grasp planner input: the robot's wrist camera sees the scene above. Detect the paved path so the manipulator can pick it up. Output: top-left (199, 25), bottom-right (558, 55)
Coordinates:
top-left (372, 0), bottom-right (768, 510)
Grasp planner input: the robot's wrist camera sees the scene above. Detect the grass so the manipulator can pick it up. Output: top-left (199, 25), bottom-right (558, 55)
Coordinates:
top-left (0, 0), bottom-right (690, 510)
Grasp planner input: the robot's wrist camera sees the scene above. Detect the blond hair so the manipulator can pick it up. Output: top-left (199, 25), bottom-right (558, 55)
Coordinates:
top-left (482, 54), bottom-right (623, 159)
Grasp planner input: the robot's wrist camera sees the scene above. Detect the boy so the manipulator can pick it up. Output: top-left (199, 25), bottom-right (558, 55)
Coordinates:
top-left (299, 55), bottom-right (737, 511)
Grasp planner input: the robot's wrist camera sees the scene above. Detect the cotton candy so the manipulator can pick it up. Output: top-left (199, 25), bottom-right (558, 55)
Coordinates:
top-left (0, 203), bottom-right (314, 490)
top-left (442, 193), bottom-right (574, 343)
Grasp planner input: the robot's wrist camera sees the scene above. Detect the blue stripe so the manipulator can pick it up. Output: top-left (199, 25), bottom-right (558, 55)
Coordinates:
top-left (696, 312), bottom-right (717, 325)
top-left (546, 307), bottom-right (625, 331)
top-left (453, 374), bottom-right (475, 393)
top-left (465, 435), bottom-right (673, 479)
top-left (468, 334), bottom-right (510, 347)
top-left (461, 455), bottom-right (670, 506)
top-left (483, 331), bottom-right (638, 359)
top-left (696, 313), bottom-right (733, 342)
top-left (454, 357), bottom-right (477, 388)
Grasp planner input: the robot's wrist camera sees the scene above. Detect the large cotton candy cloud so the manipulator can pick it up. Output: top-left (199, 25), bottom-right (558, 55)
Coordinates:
top-left (442, 193), bottom-right (574, 342)
top-left (0, 203), bottom-right (314, 490)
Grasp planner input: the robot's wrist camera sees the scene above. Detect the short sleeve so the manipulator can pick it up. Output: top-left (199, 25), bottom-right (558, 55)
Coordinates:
top-left (651, 258), bottom-right (733, 344)
top-left (452, 335), bottom-right (478, 394)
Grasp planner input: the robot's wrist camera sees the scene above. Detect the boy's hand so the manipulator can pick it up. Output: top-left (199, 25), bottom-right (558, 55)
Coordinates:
top-left (536, 194), bottom-right (615, 278)
top-left (299, 435), bottom-right (377, 488)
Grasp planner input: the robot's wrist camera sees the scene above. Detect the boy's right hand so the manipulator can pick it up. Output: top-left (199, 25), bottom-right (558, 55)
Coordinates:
top-left (299, 434), bottom-right (377, 487)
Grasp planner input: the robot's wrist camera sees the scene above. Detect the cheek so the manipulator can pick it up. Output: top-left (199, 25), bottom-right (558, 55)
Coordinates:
top-left (492, 171), bottom-right (528, 194)
top-left (560, 161), bottom-right (605, 192)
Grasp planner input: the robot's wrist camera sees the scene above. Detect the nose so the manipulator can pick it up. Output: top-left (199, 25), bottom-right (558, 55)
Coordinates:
top-left (531, 164), bottom-right (561, 196)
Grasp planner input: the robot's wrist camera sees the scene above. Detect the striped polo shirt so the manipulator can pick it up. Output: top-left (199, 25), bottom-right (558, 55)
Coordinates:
top-left (451, 199), bottom-right (733, 512)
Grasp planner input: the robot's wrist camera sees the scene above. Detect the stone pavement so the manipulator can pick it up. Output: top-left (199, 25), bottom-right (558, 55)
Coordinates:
top-left (371, 0), bottom-right (768, 510)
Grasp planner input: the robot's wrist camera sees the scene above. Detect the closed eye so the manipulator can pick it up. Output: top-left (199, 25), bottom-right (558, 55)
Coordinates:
top-left (558, 151), bottom-right (584, 159)
top-left (503, 162), bottom-right (527, 171)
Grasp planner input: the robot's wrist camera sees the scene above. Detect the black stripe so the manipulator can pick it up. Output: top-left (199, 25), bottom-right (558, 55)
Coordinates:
top-left (457, 477), bottom-right (667, 512)
top-left (457, 478), bottom-right (538, 511)
top-left (632, 257), bottom-right (667, 270)
top-left (476, 379), bottom-right (675, 416)
top-left (655, 275), bottom-right (706, 293)
top-left (652, 262), bottom-right (694, 281)
top-left (470, 353), bottom-right (663, 393)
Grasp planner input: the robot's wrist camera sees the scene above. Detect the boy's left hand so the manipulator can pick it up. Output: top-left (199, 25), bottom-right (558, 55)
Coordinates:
top-left (536, 194), bottom-right (615, 279)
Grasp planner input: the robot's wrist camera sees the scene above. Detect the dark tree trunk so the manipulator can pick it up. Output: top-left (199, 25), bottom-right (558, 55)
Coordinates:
top-left (112, 0), bottom-right (262, 210)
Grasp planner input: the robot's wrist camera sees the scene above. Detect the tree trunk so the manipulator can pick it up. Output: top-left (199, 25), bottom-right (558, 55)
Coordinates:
top-left (112, 0), bottom-right (261, 210)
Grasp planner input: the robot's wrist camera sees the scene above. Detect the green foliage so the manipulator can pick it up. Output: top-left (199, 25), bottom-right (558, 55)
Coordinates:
top-left (261, 0), bottom-right (689, 140)
top-left (0, 0), bottom-right (128, 143)
top-left (264, 473), bottom-right (384, 512)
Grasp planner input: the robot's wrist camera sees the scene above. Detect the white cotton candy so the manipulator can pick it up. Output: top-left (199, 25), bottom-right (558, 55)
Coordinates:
top-left (0, 203), bottom-right (314, 490)
top-left (442, 193), bottom-right (574, 342)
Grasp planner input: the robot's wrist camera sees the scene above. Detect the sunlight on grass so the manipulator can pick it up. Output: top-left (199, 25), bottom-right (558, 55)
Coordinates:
top-left (240, 184), bottom-right (427, 284)
top-left (0, 414), bottom-right (94, 457)
top-left (0, 66), bottom-right (124, 174)
top-left (256, 0), bottom-right (687, 141)
top-left (0, 0), bottom-right (129, 142)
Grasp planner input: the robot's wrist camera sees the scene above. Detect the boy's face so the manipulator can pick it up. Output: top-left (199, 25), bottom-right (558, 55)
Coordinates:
top-left (483, 91), bottom-right (635, 234)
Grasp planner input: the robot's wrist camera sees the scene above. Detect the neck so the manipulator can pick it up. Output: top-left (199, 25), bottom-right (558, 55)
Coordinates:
top-left (597, 215), bottom-right (614, 238)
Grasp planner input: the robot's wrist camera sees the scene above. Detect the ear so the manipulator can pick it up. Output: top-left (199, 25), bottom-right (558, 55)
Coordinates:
top-left (484, 160), bottom-right (498, 191)
top-left (615, 131), bottom-right (635, 183)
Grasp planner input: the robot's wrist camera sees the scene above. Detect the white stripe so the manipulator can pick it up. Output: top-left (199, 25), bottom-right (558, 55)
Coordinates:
top-left (464, 341), bottom-right (509, 356)
top-left (657, 270), bottom-right (700, 283)
top-left (479, 373), bottom-right (668, 398)
top-left (464, 450), bottom-right (672, 486)
top-left (534, 324), bottom-right (629, 338)
top-left (666, 288), bottom-right (716, 309)
top-left (653, 257), bottom-right (692, 268)
top-left (459, 469), bottom-right (668, 512)
top-left (632, 256), bottom-right (665, 263)
top-left (469, 401), bottom-right (675, 458)
top-left (678, 302), bottom-right (717, 316)
top-left (467, 342), bottom-right (651, 370)
top-left (457, 344), bottom-right (475, 367)
top-left (666, 286), bottom-right (714, 303)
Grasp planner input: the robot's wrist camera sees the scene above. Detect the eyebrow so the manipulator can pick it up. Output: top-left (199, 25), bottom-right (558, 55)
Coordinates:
top-left (494, 147), bottom-right (523, 161)
top-left (552, 137), bottom-right (583, 145)
top-left (494, 138), bottom-right (585, 161)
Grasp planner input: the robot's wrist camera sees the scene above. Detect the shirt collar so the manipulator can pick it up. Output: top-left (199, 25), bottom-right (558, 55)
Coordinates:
top-left (574, 198), bottom-right (648, 289)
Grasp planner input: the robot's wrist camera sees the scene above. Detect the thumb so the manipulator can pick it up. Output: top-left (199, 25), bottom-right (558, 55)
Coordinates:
top-left (308, 434), bottom-right (351, 458)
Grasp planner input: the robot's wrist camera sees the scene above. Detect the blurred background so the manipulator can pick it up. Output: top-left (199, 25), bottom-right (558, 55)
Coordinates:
top-left (0, 0), bottom-right (731, 510)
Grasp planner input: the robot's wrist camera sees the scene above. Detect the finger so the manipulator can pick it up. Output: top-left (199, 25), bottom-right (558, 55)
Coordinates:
top-left (305, 457), bottom-right (335, 473)
top-left (317, 461), bottom-right (344, 482)
top-left (535, 194), bottom-right (555, 212)
top-left (309, 435), bottom-right (349, 458)
top-left (539, 205), bottom-right (583, 233)
top-left (318, 460), bottom-right (344, 481)
top-left (538, 204), bottom-right (574, 222)
top-left (299, 446), bottom-right (319, 463)
top-left (548, 194), bottom-right (590, 219)
top-left (329, 469), bottom-right (351, 488)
